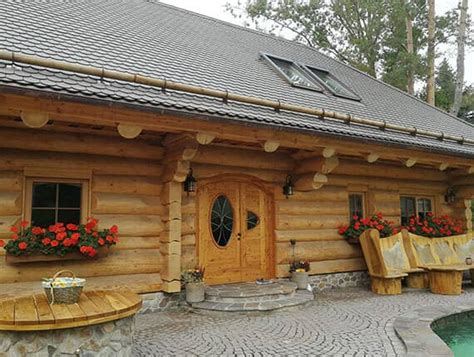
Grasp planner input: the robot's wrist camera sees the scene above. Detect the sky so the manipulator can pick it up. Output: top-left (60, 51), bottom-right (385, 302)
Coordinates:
top-left (161, 0), bottom-right (474, 85)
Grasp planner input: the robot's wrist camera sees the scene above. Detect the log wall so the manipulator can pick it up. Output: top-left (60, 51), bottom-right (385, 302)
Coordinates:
top-left (0, 128), bottom-right (164, 284)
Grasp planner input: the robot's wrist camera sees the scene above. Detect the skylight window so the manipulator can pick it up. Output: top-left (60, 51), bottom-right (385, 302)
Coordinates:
top-left (265, 55), bottom-right (322, 91)
top-left (304, 66), bottom-right (360, 100)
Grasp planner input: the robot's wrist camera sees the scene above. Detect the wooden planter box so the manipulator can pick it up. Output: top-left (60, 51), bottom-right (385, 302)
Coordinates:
top-left (5, 248), bottom-right (109, 264)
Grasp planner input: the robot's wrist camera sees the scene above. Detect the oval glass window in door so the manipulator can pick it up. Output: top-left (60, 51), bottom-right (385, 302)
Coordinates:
top-left (210, 195), bottom-right (234, 247)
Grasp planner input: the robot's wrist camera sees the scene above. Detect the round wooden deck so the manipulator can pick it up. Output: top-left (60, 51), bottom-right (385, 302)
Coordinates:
top-left (0, 290), bottom-right (142, 331)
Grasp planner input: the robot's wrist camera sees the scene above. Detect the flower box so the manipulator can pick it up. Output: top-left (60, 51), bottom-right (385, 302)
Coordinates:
top-left (5, 247), bottom-right (109, 264)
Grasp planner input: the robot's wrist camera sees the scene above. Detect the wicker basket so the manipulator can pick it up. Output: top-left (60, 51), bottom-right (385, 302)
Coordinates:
top-left (43, 270), bottom-right (86, 304)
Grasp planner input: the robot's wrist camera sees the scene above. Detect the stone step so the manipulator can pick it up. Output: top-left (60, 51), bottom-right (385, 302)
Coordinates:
top-left (192, 291), bottom-right (314, 312)
top-left (205, 281), bottom-right (297, 300)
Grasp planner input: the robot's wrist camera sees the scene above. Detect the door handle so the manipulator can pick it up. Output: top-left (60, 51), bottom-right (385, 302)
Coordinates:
top-left (237, 233), bottom-right (242, 241)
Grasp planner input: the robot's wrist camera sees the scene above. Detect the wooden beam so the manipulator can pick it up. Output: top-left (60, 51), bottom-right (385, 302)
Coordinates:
top-left (2, 93), bottom-right (473, 168)
top-left (366, 153), bottom-right (380, 163)
top-left (404, 158), bottom-right (417, 168)
top-left (262, 140), bottom-right (280, 153)
top-left (322, 147), bottom-right (336, 158)
top-left (295, 156), bottom-right (339, 175)
top-left (20, 110), bottom-right (49, 128)
top-left (439, 163), bottom-right (449, 171)
top-left (117, 123), bottom-right (143, 139)
top-left (195, 132), bottom-right (216, 145)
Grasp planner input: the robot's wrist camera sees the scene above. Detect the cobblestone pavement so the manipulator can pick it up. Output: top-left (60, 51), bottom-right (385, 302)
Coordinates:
top-left (133, 286), bottom-right (474, 356)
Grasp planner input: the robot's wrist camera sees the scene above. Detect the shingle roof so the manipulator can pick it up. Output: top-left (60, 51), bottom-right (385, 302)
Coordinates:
top-left (0, 0), bottom-right (473, 157)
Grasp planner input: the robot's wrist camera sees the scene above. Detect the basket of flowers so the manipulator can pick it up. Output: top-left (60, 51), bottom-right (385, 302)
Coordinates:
top-left (42, 270), bottom-right (86, 304)
top-left (289, 260), bottom-right (310, 289)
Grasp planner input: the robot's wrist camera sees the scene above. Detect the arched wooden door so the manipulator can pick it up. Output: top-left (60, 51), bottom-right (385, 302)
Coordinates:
top-left (198, 179), bottom-right (272, 285)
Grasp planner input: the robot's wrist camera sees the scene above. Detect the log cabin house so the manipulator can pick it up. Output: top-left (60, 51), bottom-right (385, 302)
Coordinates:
top-left (0, 1), bottom-right (472, 294)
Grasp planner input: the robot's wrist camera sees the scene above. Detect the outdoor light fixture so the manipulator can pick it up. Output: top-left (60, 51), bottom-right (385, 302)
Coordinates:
top-left (283, 174), bottom-right (294, 199)
top-left (444, 187), bottom-right (456, 204)
top-left (183, 168), bottom-right (196, 194)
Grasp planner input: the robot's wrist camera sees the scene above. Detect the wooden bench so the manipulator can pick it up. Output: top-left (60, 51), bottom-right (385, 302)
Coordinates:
top-left (359, 229), bottom-right (409, 294)
top-left (402, 230), bottom-right (472, 295)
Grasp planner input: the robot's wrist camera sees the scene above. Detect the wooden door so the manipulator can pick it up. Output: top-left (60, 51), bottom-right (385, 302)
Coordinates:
top-left (198, 180), bottom-right (271, 285)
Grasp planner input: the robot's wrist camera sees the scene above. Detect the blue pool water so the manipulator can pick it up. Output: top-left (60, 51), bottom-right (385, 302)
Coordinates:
top-left (433, 313), bottom-right (474, 357)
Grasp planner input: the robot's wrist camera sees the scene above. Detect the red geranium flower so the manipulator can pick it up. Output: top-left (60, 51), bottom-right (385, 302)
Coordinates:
top-left (110, 225), bottom-right (118, 234)
top-left (50, 240), bottom-right (59, 247)
top-left (20, 220), bottom-right (29, 228)
top-left (18, 242), bottom-right (28, 250)
top-left (42, 238), bottom-right (51, 246)
top-left (98, 238), bottom-right (105, 246)
top-left (32, 227), bottom-right (44, 235)
top-left (0, 239), bottom-right (4, 248)
top-left (66, 223), bottom-right (78, 231)
top-left (10, 226), bottom-right (18, 233)
top-left (11, 233), bottom-right (18, 240)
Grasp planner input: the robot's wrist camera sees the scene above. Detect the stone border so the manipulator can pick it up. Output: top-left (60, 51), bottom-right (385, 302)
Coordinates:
top-left (393, 303), bottom-right (474, 356)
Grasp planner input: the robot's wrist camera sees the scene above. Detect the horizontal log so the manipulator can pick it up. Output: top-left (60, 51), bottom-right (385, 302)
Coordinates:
top-left (0, 149), bottom-right (162, 177)
top-left (181, 245), bottom-right (197, 269)
top-left (276, 258), bottom-right (367, 277)
top-left (273, 186), bottom-right (348, 202)
top-left (192, 145), bottom-right (294, 171)
top-left (276, 215), bottom-right (346, 230)
top-left (275, 229), bottom-right (342, 242)
top-left (95, 214), bottom-right (163, 237)
top-left (92, 193), bottom-right (162, 215)
top-left (276, 200), bottom-right (347, 216)
top-left (0, 172), bottom-right (22, 192)
top-left (276, 240), bottom-right (362, 264)
top-left (181, 215), bottom-right (196, 235)
top-left (450, 175), bottom-right (474, 187)
top-left (182, 234), bottom-right (196, 246)
top-left (294, 173), bottom-right (327, 191)
top-left (328, 174), bottom-right (447, 193)
top-left (104, 236), bottom-right (160, 251)
top-left (0, 249), bottom-right (162, 284)
top-left (0, 127), bottom-right (164, 160)
top-left (0, 215), bottom-right (20, 238)
top-left (333, 159), bottom-right (448, 181)
top-left (193, 163), bottom-right (286, 183)
top-left (182, 196), bottom-right (196, 215)
top-left (0, 191), bottom-right (22, 216)
top-left (92, 175), bottom-right (162, 196)
top-left (368, 190), bottom-right (401, 203)
top-left (295, 156), bottom-right (339, 175)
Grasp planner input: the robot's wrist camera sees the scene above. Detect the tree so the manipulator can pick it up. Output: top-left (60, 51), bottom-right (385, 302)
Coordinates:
top-left (450, 0), bottom-right (469, 116)
top-left (426, 0), bottom-right (436, 105)
top-left (434, 59), bottom-right (455, 111)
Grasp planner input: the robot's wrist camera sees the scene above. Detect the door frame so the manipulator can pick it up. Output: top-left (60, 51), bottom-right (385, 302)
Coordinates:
top-left (196, 174), bottom-right (276, 283)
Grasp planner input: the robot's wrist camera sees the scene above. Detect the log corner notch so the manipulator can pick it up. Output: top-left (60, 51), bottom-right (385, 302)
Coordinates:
top-left (159, 134), bottom-right (199, 293)
top-left (294, 155), bottom-right (339, 191)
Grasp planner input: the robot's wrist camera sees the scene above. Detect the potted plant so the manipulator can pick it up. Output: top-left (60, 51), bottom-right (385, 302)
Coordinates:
top-left (1, 218), bottom-right (118, 264)
top-left (338, 212), bottom-right (396, 244)
top-left (181, 266), bottom-right (205, 303)
top-left (289, 260), bottom-right (310, 289)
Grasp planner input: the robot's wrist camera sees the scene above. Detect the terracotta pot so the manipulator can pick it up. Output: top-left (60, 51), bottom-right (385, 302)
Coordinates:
top-left (5, 248), bottom-right (109, 264)
top-left (291, 271), bottom-right (309, 290)
top-left (185, 282), bottom-right (205, 303)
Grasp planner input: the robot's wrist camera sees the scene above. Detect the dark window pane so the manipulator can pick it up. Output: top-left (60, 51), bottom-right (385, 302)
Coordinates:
top-left (349, 194), bottom-right (364, 219)
top-left (210, 195), bottom-right (234, 247)
top-left (32, 183), bottom-right (57, 207)
top-left (417, 198), bottom-right (432, 220)
top-left (270, 57), bottom-right (320, 89)
top-left (58, 210), bottom-right (81, 225)
top-left (401, 197), bottom-right (416, 225)
top-left (31, 209), bottom-right (56, 228)
top-left (58, 183), bottom-right (82, 208)
top-left (247, 211), bottom-right (260, 230)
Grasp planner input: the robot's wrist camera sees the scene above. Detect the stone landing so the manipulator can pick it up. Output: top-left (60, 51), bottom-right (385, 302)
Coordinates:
top-left (191, 281), bottom-right (314, 312)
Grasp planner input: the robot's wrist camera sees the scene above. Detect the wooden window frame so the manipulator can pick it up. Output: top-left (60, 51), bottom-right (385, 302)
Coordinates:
top-left (349, 192), bottom-right (367, 219)
top-left (400, 195), bottom-right (435, 224)
top-left (24, 178), bottom-right (90, 225)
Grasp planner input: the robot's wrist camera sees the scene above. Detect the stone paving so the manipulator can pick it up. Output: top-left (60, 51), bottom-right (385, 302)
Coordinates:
top-left (133, 286), bottom-right (474, 356)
